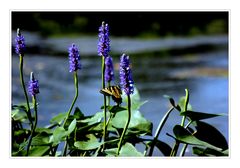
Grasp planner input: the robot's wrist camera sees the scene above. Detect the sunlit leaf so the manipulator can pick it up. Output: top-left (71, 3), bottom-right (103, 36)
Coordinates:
top-left (79, 112), bottom-right (104, 124)
top-left (178, 96), bottom-right (192, 112)
top-left (31, 132), bottom-right (51, 146)
top-left (29, 146), bottom-right (50, 156)
top-left (111, 109), bottom-right (152, 135)
top-left (119, 143), bottom-right (144, 157)
top-left (50, 112), bottom-right (67, 125)
top-left (74, 134), bottom-right (102, 150)
top-left (122, 87), bottom-right (147, 110)
top-left (51, 127), bottom-right (67, 145)
top-left (104, 148), bottom-right (118, 156)
top-left (35, 128), bottom-right (53, 134)
top-left (67, 119), bottom-right (76, 134)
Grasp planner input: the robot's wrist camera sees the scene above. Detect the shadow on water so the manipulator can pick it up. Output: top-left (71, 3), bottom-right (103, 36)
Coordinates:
top-left (11, 33), bottom-right (228, 156)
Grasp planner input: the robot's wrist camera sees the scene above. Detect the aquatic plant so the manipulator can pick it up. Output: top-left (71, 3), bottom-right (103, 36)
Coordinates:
top-left (105, 56), bottom-right (114, 83)
top-left (26, 72), bottom-right (39, 155)
top-left (11, 23), bottom-right (228, 157)
top-left (15, 28), bottom-right (33, 128)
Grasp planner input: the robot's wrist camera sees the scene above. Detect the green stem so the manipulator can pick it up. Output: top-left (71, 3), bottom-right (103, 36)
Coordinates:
top-left (117, 95), bottom-right (131, 155)
top-left (179, 120), bottom-right (192, 156)
top-left (148, 107), bottom-right (174, 156)
top-left (102, 56), bottom-right (107, 149)
top-left (179, 144), bottom-right (188, 156)
top-left (181, 89), bottom-right (189, 127)
top-left (105, 82), bottom-right (111, 131)
top-left (19, 55), bottom-right (33, 128)
top-left (62, 71), bottom-right (79, 127)
top-left (26, 95), bottom-right (38, 156)
top-left (170, 89), bottom-right (189, 157)
top-left (62, 71), bottom-right (79, 156)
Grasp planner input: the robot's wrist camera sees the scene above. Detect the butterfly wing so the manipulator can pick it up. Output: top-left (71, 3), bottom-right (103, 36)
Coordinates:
top-left (100, 86), bottom-right (122, 105)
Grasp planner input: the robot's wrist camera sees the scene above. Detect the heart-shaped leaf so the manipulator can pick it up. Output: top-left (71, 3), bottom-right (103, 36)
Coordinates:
top-left (193, 121), bottom-right (228, 150)
top-left (173, 125), bottom-right (222, 151)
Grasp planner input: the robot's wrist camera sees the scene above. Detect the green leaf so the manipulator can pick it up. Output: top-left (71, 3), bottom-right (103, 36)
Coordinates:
top-left (29, 146), bottom-right (50, 156)
top-left (193, 147), bottom-right (228, 156)
top-left (11, 109), bottom-right (28, 122)
top-left (80, 112), bottom-right (104, 124)
top-left (74, 134), bottom-right (102, 150)
top-left (122, 87), bottom-right (147, 110)
top-left (173, 125), bottom-right (222, 151)
top-left (73, 107), bottom-right (84, 120)
top-left (50, 127), bottom-right (67, 145)
top-left (111, 109), bottom-right (152, 135)
top-left (178, 96), bottom-right (192, 112)
top-left (67, 119), bottom-right (76, 134)
top-left (163, 95), bottom-right (181, 111)
top-left (180, 111), bottom-right (225, 121)
top-left (35, 128), bottom-right (53, 134)
top-left (109, 106), bottom-right (127, 113)
top-left (50, 112), bottom-right (67, 125)
top-left (148, 140), bottom-right (172, 156)
top-left (104, 148), bottom-right (118, 156)
top-left (31, 132), bottom-right (51, 146)
top-left (193, 121), bottom-right (228, 150)
top-left (119, 143), bottom-right (144, 157)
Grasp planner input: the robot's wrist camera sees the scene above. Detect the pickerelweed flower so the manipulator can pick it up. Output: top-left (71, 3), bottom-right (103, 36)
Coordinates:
top-left (28, 72), bottom-right (39, 96)
top-left (119, 54), bottom-right (134, 95)
top-left (15, 28), bottom-right (26, 55)
top-left (68, 43), bottom-right (81, 72)
top-left (105, 56), bottom-right (114, 83)
top-left (98, 21), bottom-right (110, 57)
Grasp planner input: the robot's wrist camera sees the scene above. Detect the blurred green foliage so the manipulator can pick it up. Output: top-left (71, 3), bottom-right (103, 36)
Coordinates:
top-left (12, 12), bottom-right (228, 37)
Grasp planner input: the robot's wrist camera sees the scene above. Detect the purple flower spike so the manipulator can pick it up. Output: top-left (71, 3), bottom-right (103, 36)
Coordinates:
top-left (28, 72), bottom-right (40, 96)
top-left (98, 21), bottom-right (110, 57)
top-left (119, 54), bottom-right (134, 95)
top-left (68, 43), bottom-right (81, 72)
top-left (15, 28), bottom-right (26, 55)
top-left (105, 56), bottom-right (114, 83)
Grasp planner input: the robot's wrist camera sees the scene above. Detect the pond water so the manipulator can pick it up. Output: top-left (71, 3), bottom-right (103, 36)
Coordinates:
top-left (11, 33), bottom-right (228, 156)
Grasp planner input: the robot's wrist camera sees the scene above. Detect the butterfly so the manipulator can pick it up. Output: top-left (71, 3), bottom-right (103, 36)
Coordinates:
top-left (100, 85), bottom-right (122, 105)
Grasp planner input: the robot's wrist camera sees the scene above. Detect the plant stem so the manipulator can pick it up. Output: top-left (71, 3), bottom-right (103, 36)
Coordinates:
top-left (63, 71), bottom-right (79, 127)
top-left (148, 107), bottom-right (174, 156)
top-left (26, 95), bottom-right (38, 156)
top-left (102, 56), bottom-right (107, 150)
top-left (19, 55), bottom-right (33, 128)
top-left (62, 71), bottom-right (79, 156)
top-left (179, 144), bottom-right (188, 156)
top-left (170, 89), bottom-right (190, 157)
top-left (105, 82), bottom-right (111, 131)
top-left (181, 89), bottom-right (189, 127)
top-left (179, 120), bottom-right (193, 156)
top-left (117, 95), bottom-right (131, 155)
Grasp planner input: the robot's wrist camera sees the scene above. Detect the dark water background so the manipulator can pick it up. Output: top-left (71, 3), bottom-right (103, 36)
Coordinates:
top-left (11, 32), bottom-right (228, 156)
